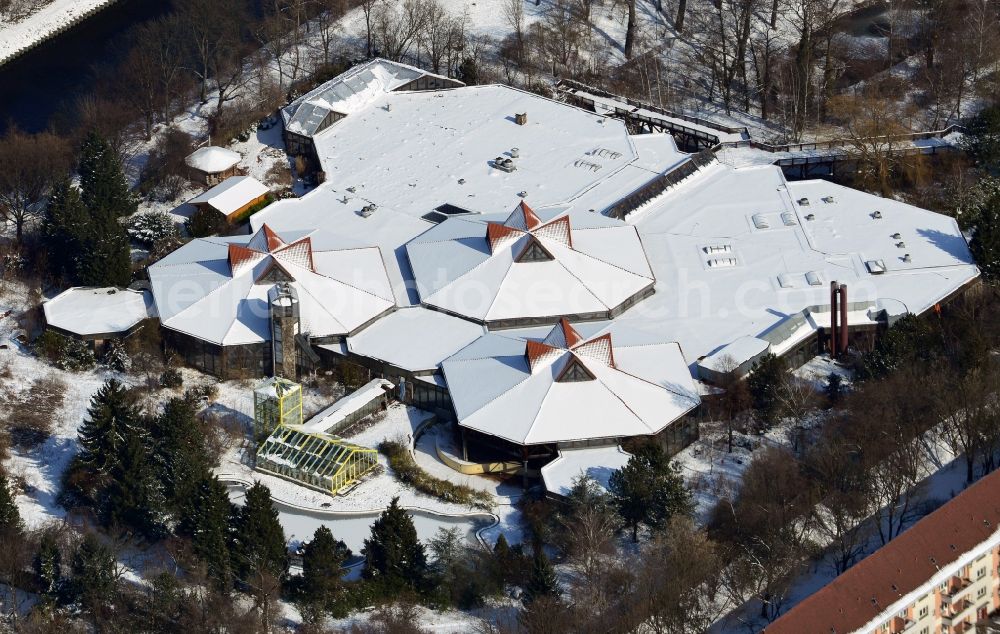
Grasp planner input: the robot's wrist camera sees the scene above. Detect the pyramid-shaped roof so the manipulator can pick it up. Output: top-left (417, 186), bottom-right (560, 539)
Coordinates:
top-left (148, 225), bottom-right (395, 345)
top-left (407, 205), bottom-right (655, 327)
top-left (441, 320), bottom-right (699, 445)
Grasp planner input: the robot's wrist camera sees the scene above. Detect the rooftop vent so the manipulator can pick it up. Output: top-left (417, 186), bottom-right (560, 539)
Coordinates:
top-left (511, 147), bottom-right (520, 158)
top-left (752, 214), bottom-right (769, 229)
top-left (902, 253), bottom-right (911, 263)
top-left (781, 212), bottom-right (797, 226)
top-left (797, 197), bottom-right (810, 206)
top-left (492, 157), bottom-right (516, 173)
top-left (872, 210), bottom-right (883, 219)
top-left (866, 259), bottom-right (887, 275)
top-left (515, 112), bottom-right (527, 125)
top-left (805, 271), bottom-right (822, 286)
top-left (703, 245), bottom-right (733, 254)
top-left (707, 257), bottom-right (738, 268)
top-left (891, 232), bottom-right (901, 240)
top-left (360, 204), bottom-right (377, 218)
top-left (822, 196), bottom-right (835, 203)
top-left (896, 241), bottom-right (906, 248)
top-left (805, 213), bottom-right (816, 221)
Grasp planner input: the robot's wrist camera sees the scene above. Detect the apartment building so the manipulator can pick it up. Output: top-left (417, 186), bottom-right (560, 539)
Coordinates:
top-left (766, 468), bottom-right (1000, 634)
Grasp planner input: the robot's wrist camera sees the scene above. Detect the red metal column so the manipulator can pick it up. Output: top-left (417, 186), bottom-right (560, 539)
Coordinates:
top-left (830, 281), bottom-right (839, 356)
top-left (839, 284), bottom-right (849, 356)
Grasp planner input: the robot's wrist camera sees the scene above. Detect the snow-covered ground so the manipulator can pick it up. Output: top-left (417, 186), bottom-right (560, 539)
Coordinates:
top-left (0, 0), bottom-right (115, 65)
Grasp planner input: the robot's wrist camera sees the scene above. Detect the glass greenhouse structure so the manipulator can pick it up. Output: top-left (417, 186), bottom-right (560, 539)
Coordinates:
top-left (254, 377), bottom-right (303, 439)
top-left (255, 425), bottom-right (378, 494)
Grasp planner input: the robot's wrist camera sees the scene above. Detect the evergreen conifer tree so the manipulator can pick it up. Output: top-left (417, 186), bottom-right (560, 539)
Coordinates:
top-left (301, 525), bottom-right (349, 607)
top-left (0, 470), bottom-right (22, 536)
top-left (971, 192), bottom-right (1000, 283)
top-left (232, 482), bottom-right (288, 583)
top-left (150, 398), bottom-right (210, 513)
top-left (609, 443), bottom-right (692, 542)
top-left (34, 531), bottom-right (62, 599)
top-left (77, 379), bottom-right (141, 475)
top-left (747, 352), bottom-right (788, 425)
top-left (68, 533), bottom-right (117, 608)
top-left (102, 427), bottom-right (164, 539)
top-left (178, 474), bottom-right (234, 589)
top-left (42, 179), bottom-right (90, 281)
top-left (362, 496), bottom-right (428, 592)
top-left (76, 132), bottom-right (133, 287)
top-left (522, 550), bottom-right (558, 605)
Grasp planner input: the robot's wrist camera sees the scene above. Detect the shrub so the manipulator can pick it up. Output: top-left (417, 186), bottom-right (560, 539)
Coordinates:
top-left (159, 368), bottom-right (183, 389)
top-left (186, 206), bottom-right (229, 238)
top-left (127, 212), bottom-right (180, 250)
top-left (35, 330), bottom-right (95, 371)
top-left (5, 376), bottom-right (64, 450)
top-left (378, 438), bottom-right (493, 510)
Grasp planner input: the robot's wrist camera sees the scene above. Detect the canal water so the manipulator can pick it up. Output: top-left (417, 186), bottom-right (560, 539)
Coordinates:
top-left (0, 0), bottom-right (173, 133)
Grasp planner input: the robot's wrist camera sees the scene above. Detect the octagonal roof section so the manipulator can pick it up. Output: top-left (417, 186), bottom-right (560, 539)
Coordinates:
top-left (148, 224), bottom-right (395, 346)
top-left (406, 202), bottom-right (655, 328)
top-left (442, 320), bottom-right (699, 446)
top-left (44, 287), bottom-right (155, 339)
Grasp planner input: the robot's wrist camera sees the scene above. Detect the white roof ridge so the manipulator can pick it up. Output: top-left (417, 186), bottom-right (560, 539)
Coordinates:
top-left (543, 228), bottom-right (653, 279)
top-left (547, 256), bottom-right (614, 311)
top-left (283, 271), bottom-right (350, 334)
top-left (520, 366), bottom-right (564, 444)
top-left (285, 257), bottom-right (394, 304)
top-left (588, 365), bottom-right (659, 435)
top-left (607, 354), bottom-right (698, 402)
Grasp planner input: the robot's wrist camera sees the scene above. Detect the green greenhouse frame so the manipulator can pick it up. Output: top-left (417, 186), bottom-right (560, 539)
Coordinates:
top-left (255, 425), bottom-right (378, 494)
top-left (254, 377), bottom-right (303, 439)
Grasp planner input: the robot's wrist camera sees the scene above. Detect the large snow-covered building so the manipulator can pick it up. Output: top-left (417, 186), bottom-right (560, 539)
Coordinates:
top-left (142, 60), bottom-right (978, 480)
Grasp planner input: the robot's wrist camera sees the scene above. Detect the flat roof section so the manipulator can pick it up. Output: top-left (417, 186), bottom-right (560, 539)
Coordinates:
top-left (344, 306), bottom-right (485, 374)
top-left (540, 445), bottom-right (633, 497)
top-left (44, 287), bottom-right (155, 339)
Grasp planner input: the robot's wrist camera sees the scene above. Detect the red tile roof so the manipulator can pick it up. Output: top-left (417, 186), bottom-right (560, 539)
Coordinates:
top-left (765, 468), bottom-right (1000, 634)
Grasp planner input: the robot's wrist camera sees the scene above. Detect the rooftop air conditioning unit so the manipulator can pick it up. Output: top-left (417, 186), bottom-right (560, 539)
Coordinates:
top-left (797, 198), bottom-right (810, 206)
top-left (704, 245), bottom-right (733, 254)
top-left (707, 257), bottom-right (738, 268)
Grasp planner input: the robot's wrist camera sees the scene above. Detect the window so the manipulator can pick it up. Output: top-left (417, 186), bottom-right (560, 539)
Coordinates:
top-left (919, 606), bottom-right (929, 618)
top-left (919, 627), bottom-right (928, 634)
top-left (977, 587), bottom-right (987, 599)
top-left (977, 566), bottom-right (986, 579)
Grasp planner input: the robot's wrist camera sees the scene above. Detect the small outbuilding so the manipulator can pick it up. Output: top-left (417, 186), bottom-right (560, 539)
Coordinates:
top-left (43, 287), bottom-right (156, 351)
top-left (186, 146), bottom-right (242, 185)
top-left (188, 175), bottom-right (270, 223)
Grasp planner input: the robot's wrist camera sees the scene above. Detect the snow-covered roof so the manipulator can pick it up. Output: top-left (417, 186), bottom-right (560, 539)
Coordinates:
top-left (615, 164), bottom-right (978, 372)
top-left (185, 146), bottom-right (241, 173)
top-left (218, 77), bottom-right (973, 395)
top-left (282, 58), bottom-right (462, 137)
top-left (442, 320), bottom-right (700, 446)
top-left (43, 287), bottom-right (155, 338)
top-left (540, 445), bottom-right (632, 497)
top-left (147, 224), bottom-right (394, 346)
top-left (406, 202), bottom-right (654, 325)
top-left (343, 307), bottom-right (485, 374)
top-left (301, 378), bottom-right (394, 434)
top-left (698, 336), bottom-right (771, 374)
top-left (189, 176), bottom-right (268, 216)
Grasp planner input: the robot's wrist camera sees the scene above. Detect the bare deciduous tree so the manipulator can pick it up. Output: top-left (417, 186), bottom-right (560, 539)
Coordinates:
top-left (0, 128), bottom-right (71, 243)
